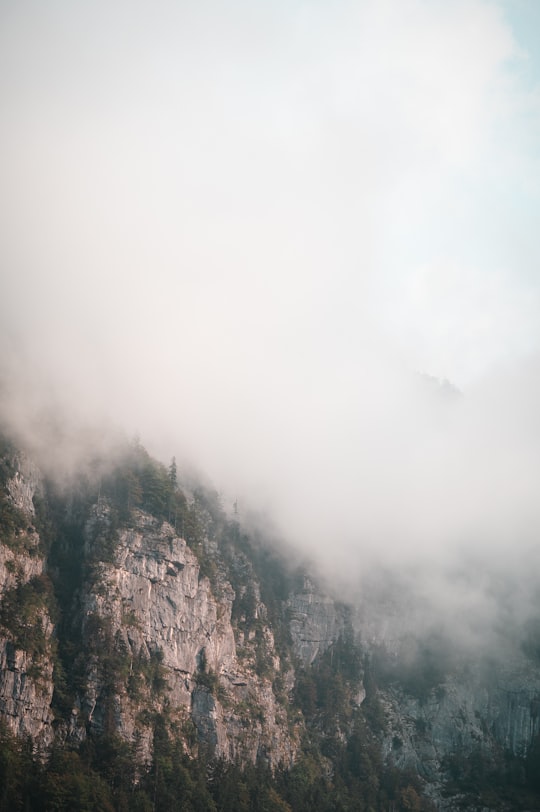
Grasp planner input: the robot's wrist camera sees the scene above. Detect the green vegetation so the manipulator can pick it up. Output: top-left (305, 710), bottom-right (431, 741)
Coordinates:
top-left (370, 633), bottom-right (455, 702)
top-left (442, 742), bottom-right (540, 810)
top-left (294, 632), bottom-right (364, 727)
top-left (0, 714), bottom-right (439, 812)
top-left (98, 440), bottom-right (186, 527)
top-left (0, 435), bottom-right (34, 553)
top-left (2, 434), bottom-right (540, 811)
top-left (0, 573), bottom-right (56, 661)
top-left (522, 617), bottom-right (540, 664)
top-left (0, 494), bottom-right (28, 552)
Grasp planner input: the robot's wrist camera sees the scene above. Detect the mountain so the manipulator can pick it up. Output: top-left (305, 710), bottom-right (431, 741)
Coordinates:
top-left (0, 429), bottom-right (539, 811)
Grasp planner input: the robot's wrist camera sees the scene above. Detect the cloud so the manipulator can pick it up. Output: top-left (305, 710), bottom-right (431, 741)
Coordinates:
top-left (1, 0), bottom-right (539, 621)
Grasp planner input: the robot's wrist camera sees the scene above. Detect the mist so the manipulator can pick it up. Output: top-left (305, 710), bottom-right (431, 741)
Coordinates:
top-left (1, 0), bottom-right (540, 644)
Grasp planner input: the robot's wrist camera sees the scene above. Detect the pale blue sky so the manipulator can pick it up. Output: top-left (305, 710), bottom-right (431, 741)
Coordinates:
top-left (502, 0), bottom-right (540, 86)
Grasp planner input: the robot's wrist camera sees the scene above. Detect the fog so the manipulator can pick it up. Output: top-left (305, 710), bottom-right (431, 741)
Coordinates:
top-left (1, 0), bottom-right (540, 636)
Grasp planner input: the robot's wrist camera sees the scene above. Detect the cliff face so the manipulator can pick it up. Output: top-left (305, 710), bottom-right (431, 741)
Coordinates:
top-left (0, 450), bottom-right (56, 749)
top-left (379, 664), bottom-right (540, 796)
top-left (1, 436), bottom-right (540, 810)
top-left (287, 576), bottom-right (345, 665)
top-left (75, 504), bottom-right (297, 766)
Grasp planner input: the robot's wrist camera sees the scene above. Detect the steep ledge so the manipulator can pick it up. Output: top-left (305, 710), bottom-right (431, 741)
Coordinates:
top-left (0, 453), bottom-right (55, 749)
top-left (1, 437), bottom-right (540, 810)
top-left (375, 659), bottom-right (540, 812)
top-left (77, 505), bottom-right (298, 766)
top-left (5, 453), bottom-right (41, 517)
top-left (287, 576), bottom-right (344, 665)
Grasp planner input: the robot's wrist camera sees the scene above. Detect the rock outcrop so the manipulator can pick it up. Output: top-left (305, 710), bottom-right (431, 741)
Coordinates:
top-left (75, 505), bottom-right (297, 766)
top-left (287, 576), bottom-right (344, 665)
top-left (0, 453), bottom-right (55, 750)
top-left (381, 661), bottom-right (540, 775)
top-left (1, 438), bottom-right (540, 811)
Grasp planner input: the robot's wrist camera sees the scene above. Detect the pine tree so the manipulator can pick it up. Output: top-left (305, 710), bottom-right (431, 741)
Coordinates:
top-left (168, 457), bottom-right (177, 488)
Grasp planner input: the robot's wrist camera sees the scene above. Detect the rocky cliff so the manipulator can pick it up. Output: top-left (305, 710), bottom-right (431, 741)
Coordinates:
top-left (73, 503), bottom-right (297, 767)
top-left (0, 446), bottom-right (56, 749)
top-left (1, 434), bottom-right (540, 811)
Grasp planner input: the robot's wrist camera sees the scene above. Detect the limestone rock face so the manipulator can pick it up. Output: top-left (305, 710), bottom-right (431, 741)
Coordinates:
top-left (2, 438), bottom-right (540, 807)
top-left (78, 506), bottom-right (298, 767)
top-left (0, 628), bottom-right (55, 748)
top-left (5, 454), bottom-right (41, 516)
top-left (382, 661), bottom-right (540, 774)
top-left (287, 576), bottom-right (344, 665)
top-left (84, 507), bottom-right (236, 679)
top-left (0, 455), bottom-right (55, 750)
top-left (0, 534), bottom-right (43, 600)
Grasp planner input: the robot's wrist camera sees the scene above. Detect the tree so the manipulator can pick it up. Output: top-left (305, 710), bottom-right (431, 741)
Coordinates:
top-left (168, 457), bottom-right (177, 488)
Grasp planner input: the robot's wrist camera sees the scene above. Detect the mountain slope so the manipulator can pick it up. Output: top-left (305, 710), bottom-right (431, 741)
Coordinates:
top-left (0, 430), bottom-right (539, 810)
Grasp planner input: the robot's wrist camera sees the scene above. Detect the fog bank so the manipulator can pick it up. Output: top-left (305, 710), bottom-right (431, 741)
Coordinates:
top-left (1, 0), bottom-right (540, 594)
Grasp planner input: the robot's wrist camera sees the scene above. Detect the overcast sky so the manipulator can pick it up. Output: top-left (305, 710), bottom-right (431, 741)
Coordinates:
top-left (1, 0), bottom-right (540, 578)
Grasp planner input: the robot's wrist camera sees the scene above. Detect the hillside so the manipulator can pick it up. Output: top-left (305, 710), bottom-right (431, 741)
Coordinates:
top-left (0, 431), bottom-right (539, 811)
